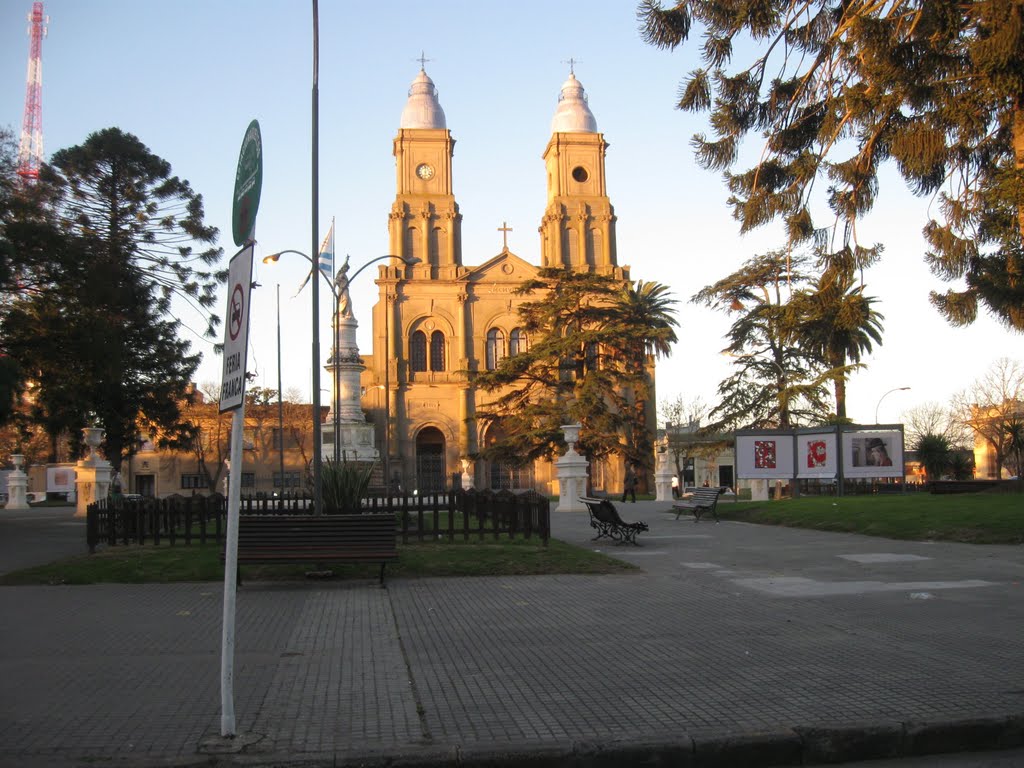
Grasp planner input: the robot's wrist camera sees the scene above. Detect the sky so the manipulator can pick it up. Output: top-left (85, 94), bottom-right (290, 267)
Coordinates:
top-left (2, 0), bottom-right (1020, 428)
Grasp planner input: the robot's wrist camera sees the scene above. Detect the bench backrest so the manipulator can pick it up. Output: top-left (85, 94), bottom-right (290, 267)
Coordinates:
top-left (238, 514), bottom-right (396, 554)
top-left (579, 497), bottom-right (627, 525)
top-left (689, 487), bottom-right (724, 506)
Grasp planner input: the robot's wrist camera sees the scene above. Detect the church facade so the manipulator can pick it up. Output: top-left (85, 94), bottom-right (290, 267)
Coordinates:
top-left (355, 67), bottom-right (653, 495)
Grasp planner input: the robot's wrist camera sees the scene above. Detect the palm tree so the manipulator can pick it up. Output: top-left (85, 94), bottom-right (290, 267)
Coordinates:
top-left (791, 258), bottom-right (884, 420)
top-left (1003, 418), bottom-right (1024, 478)
top-left (915, 433), bottom-right (951, 482)
top-left (607, 280), bottom-right (679, 469)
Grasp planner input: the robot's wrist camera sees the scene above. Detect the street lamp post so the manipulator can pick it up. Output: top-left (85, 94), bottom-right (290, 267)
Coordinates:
top-left (875, 386), bottom-right (911, 424)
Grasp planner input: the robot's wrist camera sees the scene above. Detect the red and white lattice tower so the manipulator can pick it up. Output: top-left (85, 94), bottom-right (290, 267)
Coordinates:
top-left (17, 2), bottom-right (48, 181)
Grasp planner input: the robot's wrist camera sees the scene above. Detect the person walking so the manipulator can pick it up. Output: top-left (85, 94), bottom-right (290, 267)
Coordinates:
top-left (671, 474), bottom-right (680, 499)
top-left (621, 464), bottom-right (638, 503)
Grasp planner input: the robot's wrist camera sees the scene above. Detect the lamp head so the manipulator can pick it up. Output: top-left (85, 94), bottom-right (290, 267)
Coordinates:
top-left (262, 253), bottom-right (282, 265)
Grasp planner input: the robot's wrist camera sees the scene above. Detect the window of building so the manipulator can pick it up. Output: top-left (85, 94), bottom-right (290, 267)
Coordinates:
top-left (273, 471), bottom-right (302, 488)
top-left (489, 461), bottom-right (533, 491)
top-left (405, 226), bottom-right (419, 261)
top-left (241, 472), bottom-right (255, 488)
top-left (430, 331), bottom-right (445, 372)
top-left (411, 331), bottom-right (428, 372)
top-left (271, 427), bottom-right (290, 450)
top-left (486, 328), bottom-right (506, 370)
top-left (509, 328), bottom-right (529, 356)
top-left (181, 474), bottom-right (209, 489)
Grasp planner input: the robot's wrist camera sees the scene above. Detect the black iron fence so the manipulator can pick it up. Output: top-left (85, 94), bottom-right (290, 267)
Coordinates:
top-left (86, 488), bottom-right (550, 552)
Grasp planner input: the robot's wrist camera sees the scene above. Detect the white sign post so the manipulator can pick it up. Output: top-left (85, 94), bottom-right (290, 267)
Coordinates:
top-left (219, 243), bottom-right (254, 737)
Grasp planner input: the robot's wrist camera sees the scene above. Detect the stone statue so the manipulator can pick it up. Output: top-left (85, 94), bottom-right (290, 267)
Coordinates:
top-left (335, 254), bottom-right (352, 318)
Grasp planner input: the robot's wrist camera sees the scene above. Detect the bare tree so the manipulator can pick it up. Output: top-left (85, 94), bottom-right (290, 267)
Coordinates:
top-left (950, 359), bottom-right (1024, 479)
top-left (660, 394), bottom-right (709, 481)
top-left (902, 402), bottom-right (972, 451)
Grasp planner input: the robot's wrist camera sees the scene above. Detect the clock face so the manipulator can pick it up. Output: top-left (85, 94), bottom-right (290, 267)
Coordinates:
top-left (416, 163), bottom-right (435, 180)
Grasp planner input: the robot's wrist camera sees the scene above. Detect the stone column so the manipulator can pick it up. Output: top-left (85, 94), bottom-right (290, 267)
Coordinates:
top-left (750, 479), bottom-right (769, 501)
top-left (554, 424), bottom-right (588, 513)
top-left (654, 439), bottom-right (673, 502)
top-left (75, 427), bottom-right (112, 518)
top-left (460, 458), bottom-right (473, 491)
top-left (5, 454), bottom-right (29, 510)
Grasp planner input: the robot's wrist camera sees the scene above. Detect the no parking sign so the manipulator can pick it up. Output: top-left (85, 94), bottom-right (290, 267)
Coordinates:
top-left (219, 244), bottom-right (254, 412)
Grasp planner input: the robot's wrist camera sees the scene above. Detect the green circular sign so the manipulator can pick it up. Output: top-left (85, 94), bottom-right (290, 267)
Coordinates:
top-left (232, 119), bottom-right (263, 246)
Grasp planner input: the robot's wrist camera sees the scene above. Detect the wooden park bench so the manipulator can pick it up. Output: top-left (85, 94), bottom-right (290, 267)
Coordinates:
top-left (579, 496), bottom-right (648, 545)
top-left (672, 487), bottom-right (724, 523)
top-left (226, 514), bottom-right (398, 584)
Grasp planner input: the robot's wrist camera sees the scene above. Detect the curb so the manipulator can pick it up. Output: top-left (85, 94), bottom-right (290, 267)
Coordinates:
top-left (178, 713), bottom-right (1024, 768)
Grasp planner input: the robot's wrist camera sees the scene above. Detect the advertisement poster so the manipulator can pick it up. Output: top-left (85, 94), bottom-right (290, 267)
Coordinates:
top-left (843, 430), bottom-right (903, 478)
top-left (796, 432), bottom-right (838, 479)
top-left (736, 434), bottom-right (795, 479)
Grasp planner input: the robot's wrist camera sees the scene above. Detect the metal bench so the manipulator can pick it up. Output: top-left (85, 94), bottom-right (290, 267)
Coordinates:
top-left (579, 496), bottom-right (648, 545)
top-left (672, 487), bottom-right (724, 522)
top-left (227, 514), bottom-right (398, 584)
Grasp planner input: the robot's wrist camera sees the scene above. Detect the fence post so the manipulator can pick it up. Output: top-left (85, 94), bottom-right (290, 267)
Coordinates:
top-left (86, 500), bottom-right (98, 553)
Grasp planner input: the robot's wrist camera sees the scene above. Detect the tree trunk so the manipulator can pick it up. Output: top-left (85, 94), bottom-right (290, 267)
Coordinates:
top-left (1016, 100), bottom-right (1023, 241)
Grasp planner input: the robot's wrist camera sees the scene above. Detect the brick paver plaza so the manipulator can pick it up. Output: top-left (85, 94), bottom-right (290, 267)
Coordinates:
top-left (1, 502), bottom-right (1022, 766)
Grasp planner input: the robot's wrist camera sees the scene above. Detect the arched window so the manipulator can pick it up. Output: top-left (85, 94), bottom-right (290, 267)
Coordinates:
top-left (405, 226), bottom-right (420, 261)
top-left (429, 330), bottom-right (445, 371)
top-left (429, 226), bottom-right (447, 265)
top-left (486, 328), bottom-right (506, 370)
top-left (563, 228), bottom-right (579, 265)
top-left (509, 328), bottom-right (528, 357)
top-left (410, 330), bottom-right (427, 372)
top-left (588, 227), bottom-right (603, 264)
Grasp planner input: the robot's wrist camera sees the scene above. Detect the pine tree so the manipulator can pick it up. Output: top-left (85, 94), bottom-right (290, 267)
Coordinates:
top-left (639, 0), bottom-right (1024, 330)
top-left (1, 128), bottom-right (222, 469)
top-left (474, 268), bottom-right (677, 470)
top-left (692, 249), bottom-right (831, 429)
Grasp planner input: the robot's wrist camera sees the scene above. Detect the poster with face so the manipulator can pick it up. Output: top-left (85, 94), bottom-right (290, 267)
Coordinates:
top-left (46, 466), bottom-right (76, 493)
top-left (796, 432), bottom-right (837, 478)
top-left (736, 434), bottom-right (795, 479)
top-left (844, 430), bottom-right (903, 478)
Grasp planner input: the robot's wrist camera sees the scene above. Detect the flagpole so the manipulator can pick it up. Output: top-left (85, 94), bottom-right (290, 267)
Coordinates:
top-left (310, 0), bottom-right (322, 515)
top-left (331, 217), bottom-right (341, 463)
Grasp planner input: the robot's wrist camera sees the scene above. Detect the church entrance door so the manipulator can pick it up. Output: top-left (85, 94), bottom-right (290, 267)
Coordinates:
top-left (415, 427), bottom-right (446, 493)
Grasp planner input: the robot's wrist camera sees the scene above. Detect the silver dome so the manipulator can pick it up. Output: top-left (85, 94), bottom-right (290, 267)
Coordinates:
top-left (550, 73), bottom-right (597, 133)
top-left (399, 69), bottom-right (447, 130)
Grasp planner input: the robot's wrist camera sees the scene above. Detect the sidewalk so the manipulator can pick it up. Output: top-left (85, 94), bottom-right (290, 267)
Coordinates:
top-left (1, 500), bottom-right (1023, 767)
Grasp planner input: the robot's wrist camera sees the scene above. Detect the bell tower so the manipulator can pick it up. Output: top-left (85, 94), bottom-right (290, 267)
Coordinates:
top-left (539, 72), bottom-right (619, 275)
top-left (389, 67), bottom-right (462, 280)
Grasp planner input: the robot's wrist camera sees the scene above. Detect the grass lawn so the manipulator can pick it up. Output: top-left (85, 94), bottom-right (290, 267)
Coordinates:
top-left (714, 491), bottom-right (1024, 544)
top-left (0, 536), bottom-right (637, 586)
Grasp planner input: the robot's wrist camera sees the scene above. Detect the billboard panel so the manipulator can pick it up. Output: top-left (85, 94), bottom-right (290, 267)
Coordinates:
top-left (843, 429), bottom-right (904, 478)
top-left (736, 434), bottom-right (795, 479)
top-left (796, 432), bottom-right (838, 479)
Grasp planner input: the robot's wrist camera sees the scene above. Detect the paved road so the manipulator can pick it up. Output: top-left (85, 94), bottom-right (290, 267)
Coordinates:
top-left (1, 500), bottom-right (1022, 767)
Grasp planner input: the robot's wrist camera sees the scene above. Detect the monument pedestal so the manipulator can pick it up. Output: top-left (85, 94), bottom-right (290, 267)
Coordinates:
top-left (5, 454), bottom-right (29, 510)
top-left (75, 428), bottom-right (112, 518)
top-left (555, 424), bottom-right (588, 513)
top-left (654, 442), bottom-right (673, 502)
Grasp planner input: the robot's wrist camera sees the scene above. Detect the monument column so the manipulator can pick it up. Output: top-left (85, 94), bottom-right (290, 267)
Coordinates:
top-left (5, 454), bottom-right (29, 510)
top-left (75, 427), bottom-right (112, 518)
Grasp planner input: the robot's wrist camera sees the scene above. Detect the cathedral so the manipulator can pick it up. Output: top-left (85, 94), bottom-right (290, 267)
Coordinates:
top-left (350, 66), bottom-right (654, 495)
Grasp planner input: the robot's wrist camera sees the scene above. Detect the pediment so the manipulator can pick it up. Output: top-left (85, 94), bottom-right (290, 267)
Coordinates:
top-left (462, 250), bottom-right (538, 285)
